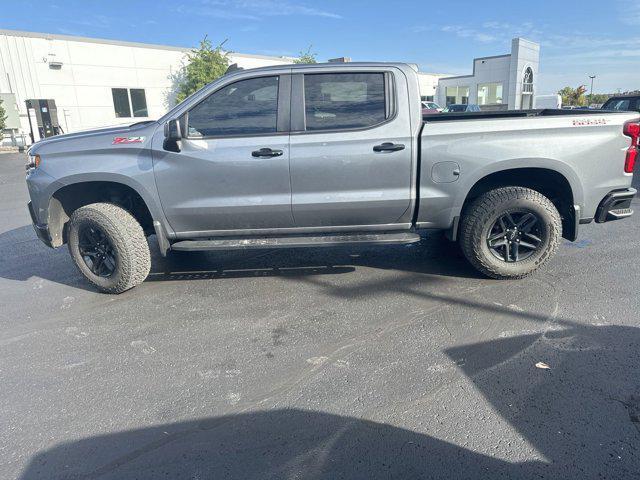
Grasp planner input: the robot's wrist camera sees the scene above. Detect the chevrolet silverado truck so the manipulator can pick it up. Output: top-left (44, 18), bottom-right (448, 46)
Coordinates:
top-left (26, 63), bottom-right (638, 293)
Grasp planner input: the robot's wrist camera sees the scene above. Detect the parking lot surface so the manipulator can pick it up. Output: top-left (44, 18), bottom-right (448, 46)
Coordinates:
top-left (1, 151), bottom-right (639, 479)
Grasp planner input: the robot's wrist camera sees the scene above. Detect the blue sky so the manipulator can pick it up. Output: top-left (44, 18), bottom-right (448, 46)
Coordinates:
top-left (3, 0), bottom-right (639, 94)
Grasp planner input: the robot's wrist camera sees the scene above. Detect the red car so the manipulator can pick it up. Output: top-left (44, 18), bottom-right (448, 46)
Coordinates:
top-left (421, 101), bottom-right (442, 115)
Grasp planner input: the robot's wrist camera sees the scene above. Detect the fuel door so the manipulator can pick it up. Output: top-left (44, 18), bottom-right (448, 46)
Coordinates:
top-left (431, 161), bottom-right (461, 183)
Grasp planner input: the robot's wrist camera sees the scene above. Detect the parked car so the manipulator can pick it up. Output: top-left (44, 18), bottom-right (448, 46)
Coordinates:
top-left (26, 62), bottom-right (638, 293)
top-left (444, 104), bottom-right (481, 113)
top-left (602, 95), bottom-right (640, 113)
top-left (421, 101), bottom-right (442, 115)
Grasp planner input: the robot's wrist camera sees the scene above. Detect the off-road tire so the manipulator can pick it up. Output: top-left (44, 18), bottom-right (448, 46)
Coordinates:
top-left (460, 187), bottom-right (562, 279)
top-left (68, 203), bottom-right (151, 293)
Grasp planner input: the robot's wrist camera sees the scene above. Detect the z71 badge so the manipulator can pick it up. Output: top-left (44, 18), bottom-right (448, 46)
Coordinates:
top-left (112, 136), bottom-right (145, 144)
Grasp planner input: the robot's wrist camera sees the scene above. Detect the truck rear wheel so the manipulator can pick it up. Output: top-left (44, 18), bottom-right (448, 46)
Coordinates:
top-left (460, 187), bottom-right (562, 279)
top-left (68, 203), bottom-right (151, 294)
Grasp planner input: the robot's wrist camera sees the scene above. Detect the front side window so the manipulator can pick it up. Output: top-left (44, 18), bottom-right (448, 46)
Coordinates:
top-left (303, 73), bottom-right (386, 131)
top-left (187, 76), bottom-right (279, 137)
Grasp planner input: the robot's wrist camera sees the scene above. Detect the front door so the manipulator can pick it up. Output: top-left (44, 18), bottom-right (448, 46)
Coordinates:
top-left (152, 75), bottom-right (294, 234)
top-left (289, 71), bottom-right (413, 228)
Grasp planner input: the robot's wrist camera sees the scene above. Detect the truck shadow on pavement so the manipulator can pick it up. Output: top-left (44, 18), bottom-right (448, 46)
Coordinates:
top-left (0, 226), bottom-right (482, 291)
top-left (146, 231), bottom-right (482, 283)
top-left (19, 320), bottom-right (640, 479)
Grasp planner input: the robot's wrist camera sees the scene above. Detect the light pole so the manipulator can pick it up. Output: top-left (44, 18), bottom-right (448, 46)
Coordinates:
top-left (589, 75), bottom-right (596, 105)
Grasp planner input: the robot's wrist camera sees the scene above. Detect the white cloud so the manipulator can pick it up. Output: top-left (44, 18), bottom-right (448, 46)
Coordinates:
top-left (441, 25), bottom-right (497, 43)
top-left (185, 0), bottom-right (342, 20)
top-left (621, 3), bottom-right (640, 25)
top-left (436, 21), bottom-right (542, 45)
top-left (432, 19), bottom-right (640, 93)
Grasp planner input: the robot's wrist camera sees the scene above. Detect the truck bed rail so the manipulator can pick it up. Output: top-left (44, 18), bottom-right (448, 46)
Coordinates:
top-left (424, 109), bottom-right (626, 122)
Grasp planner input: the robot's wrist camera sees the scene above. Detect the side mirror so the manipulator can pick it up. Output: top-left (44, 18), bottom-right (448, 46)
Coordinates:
top-left (163, 119), bottom-right (182, 152)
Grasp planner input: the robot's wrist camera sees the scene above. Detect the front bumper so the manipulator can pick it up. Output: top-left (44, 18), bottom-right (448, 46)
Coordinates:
top-left (595, 188), bottom-right (637, 223)
top-left (28, 202), bottom-right (54, 248)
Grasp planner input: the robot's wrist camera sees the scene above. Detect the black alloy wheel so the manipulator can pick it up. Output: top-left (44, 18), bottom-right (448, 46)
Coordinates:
top-left (78, 225), bottom-right (117, 277)
top-left (486, 210), bottom-right (544, 263)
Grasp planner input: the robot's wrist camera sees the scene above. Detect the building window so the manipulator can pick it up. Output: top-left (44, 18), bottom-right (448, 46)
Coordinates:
top-left (112, 88), bottom-right (131, 118)
top-left (303, 73), bottom-right (387, 131)
top-left (130, 89), bottom-right (148, 117)
top-left (445, 86), bottom-right (469, 106)
top-left (111, 88), bottom-right (148, 118)
top-left (477, 83), bottom-right (503, 105)
top-left (523, 67), bottom-right (534, 93)
top-left (521, 67), bottom-right (534, 109)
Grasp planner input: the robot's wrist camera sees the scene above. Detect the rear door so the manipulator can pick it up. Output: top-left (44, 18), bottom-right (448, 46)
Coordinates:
top-left (152, 74), bottom-right (294, 234)
top-left (289, 69), bottom-right (413, 228)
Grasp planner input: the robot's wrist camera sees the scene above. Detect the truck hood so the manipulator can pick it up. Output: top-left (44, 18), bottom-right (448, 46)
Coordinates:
top-left (29, 121), bottom-right (158, 154)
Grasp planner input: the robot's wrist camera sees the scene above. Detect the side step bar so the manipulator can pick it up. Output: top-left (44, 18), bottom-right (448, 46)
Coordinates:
top-left (171, 232), bottom-right (421, 252)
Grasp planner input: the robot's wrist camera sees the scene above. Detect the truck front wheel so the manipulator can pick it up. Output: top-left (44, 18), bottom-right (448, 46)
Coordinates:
top-left (460, 187), bottom-right (562, 279)
top-left (67, 203), bottom-right (151, 293)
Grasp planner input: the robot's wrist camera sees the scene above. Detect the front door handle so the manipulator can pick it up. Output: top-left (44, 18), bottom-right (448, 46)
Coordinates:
top-left (252, 148), bottom-right (283, 158)
top-left (373, 142), bottom-right (405, 153)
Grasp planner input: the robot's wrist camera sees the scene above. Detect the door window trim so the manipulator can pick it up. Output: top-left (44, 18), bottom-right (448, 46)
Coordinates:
top-left (290, 70), bottom-right (397, 135)
top-left (182, 74), bottom-right (291, 140)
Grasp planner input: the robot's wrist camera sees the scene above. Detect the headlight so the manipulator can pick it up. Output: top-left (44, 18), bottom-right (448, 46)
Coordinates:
top-left (26, 154), bottom-right (41, 171)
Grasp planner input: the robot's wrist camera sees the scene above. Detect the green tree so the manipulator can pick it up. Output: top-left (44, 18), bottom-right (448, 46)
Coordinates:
top-left (587, 93), bottom-right (611, 106)
top-left (558, 85), bottom-right (587, 106)
top-left (293, 45), bottom-right (318, 64)
top-left (175, 37), bottom-right (230, 104)
top-left (0, 99), bottom-right (7, 131)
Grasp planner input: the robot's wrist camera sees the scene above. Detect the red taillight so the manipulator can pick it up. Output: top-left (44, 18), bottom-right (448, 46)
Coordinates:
top-left (626, 149), bottom-right (638, 174)
top-left (624, 122), bottom-right (640, 141)
top-left (623, 120), bottom-right (639, 174)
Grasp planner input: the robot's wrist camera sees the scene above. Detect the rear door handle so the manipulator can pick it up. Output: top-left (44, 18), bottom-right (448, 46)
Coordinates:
top-left (252, 148), bottom-right (283, 158)
top-left (373, 142), bottom-right (405, 153)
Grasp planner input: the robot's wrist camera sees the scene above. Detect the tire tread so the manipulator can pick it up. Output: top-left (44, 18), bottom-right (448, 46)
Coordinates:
top-left (460, 187), bottom-right (562, 279)
top-left (68, 203), bottom-right (151, 293)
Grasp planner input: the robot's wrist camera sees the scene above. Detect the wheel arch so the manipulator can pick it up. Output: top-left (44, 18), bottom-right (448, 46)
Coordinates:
top-left (48, 178), bottom-right (157, 247)
top-left (455, 165), bottom-right (579, 241)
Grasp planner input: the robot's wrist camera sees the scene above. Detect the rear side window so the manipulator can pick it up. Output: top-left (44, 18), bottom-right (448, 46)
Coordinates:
top-left (187, 76), bottom-right (279, 137)
top-left (603, 98), bottom-right (632, 111)
top-left (303, 73), bottom-right (387, 131)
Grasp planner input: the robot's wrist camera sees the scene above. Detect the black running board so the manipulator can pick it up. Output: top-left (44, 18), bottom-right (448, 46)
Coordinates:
top-left (171, 232), bottom-right (421, 252)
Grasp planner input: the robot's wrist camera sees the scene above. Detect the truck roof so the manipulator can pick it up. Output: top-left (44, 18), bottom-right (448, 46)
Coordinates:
top-left (226, 62), bottom-right (415, 75)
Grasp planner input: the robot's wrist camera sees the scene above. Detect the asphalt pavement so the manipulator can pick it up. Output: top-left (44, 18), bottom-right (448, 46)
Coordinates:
top-left (1, 152), bottom-right (639, 479)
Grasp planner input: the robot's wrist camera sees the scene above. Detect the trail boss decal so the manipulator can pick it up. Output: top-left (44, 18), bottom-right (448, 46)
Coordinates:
top-left (572, 118), bottom-right (608, 127)
top-left (112, 136), bottom-right (145, 144)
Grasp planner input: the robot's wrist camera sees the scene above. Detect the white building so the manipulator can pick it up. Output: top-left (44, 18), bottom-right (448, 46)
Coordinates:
top-left (419, 38), bottom-right (540, 111)
top-left (0, 30), bottom-right (541, 146)
top-left (0, 29), bottom-right (294, 145)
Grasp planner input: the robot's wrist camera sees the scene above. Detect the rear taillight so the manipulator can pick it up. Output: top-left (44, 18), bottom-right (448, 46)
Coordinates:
top-left (623, 120), bottom-right (639, 174)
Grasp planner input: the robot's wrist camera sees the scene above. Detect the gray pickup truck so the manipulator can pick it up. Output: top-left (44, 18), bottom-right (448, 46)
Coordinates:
top-left (26, 63), bottom-right (638, 293)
